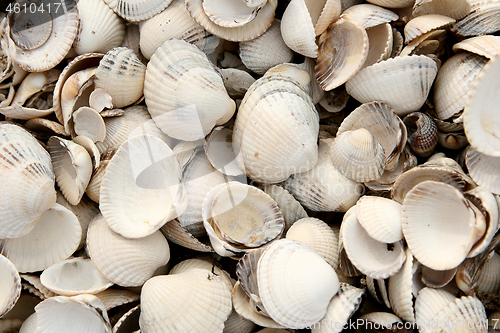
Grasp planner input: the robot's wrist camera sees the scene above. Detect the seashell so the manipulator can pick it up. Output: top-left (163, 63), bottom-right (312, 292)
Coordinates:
top-left (280, 0), bottom-right (341, 58)
top-left (233, 69), bottom-right (319, 183)
top-left (160, 219), bottom-right (214, 252)
top-left (202, 0), bottom-right (267, 28)
top-left (10, 69), bottom-right (60, 106)
top-left (53, 53), bottom-right (103, 124)
top-left (414, 287), bottom-right (457, 329)
top-left (1, 202), bottom-right (81, 273)
top-left (85, 148), bottom-right (116, 203)
top-left (358, 312), bottom-right (403, 329)
top-left (100, 108), bottom-right (124, 118)
top-left (402, 181), bottom-right (485, 270)
top-left (341, 205), bottom-right (406, 279)
top-left (86, 213), bottom-right (170, 287)
top-left (473, 252), bottom-right (500, 295)
top-left (40, 258), bottom-right (113, 296)
top-left (144, 39), bottom-right (235, 141)
top-left (170, 258), bottom-right (233, 291)
top-left (311, 283), bottom-right (365, 333)
top-left (94, 47), bottom-right (146, 109)
top-left (450, 0), bottom-right (500, 37)
top-left (463, 54), bottom-right (500, 157)
top-left (403, 112), bottom-right (438, 157)
top-left (315, 14), bottom-right (369, 91)
top-left (48, 136), bottom-right (93, 206)
top-left (202, 182), bottom-right (284, 257)
top-left (72, 135), bottom-right (101, 169)
top-left (466, 147), bottom-right (500, 195)
top-left (420, 265), bottom-right (457, 288)
top-left (138, 0), bottom-right (220, 60)
top-left (453, 35), bottom-right (500, 59)
top-left (330, 128), bottom-right (386, 182)
top-left (74, 0), bottom-right (126, 54)
top-left (223, 308), bottom-right (257, 333)
top-left (343, 4), bottom-right (399, 29)
top-left (94, 289), bottom-right (140, 311)
top-left (204, 126), bottom-right (245, 176)
top-left (365, 0), bottom-right (414, 9)
top-left (186, 0), bottom-right (278, 42)
top-left (299, 57), bottom-right (325, 104)
top-left (21, 274), bottom-right (57, 300)
top-left (239, 20), bottom-right (293, 75)
top-left (0, 123), bottom-right (56, 238)
top-left (218, 68), bottom-right (256, 100)
top-left (72, 107), bottom-right (106, 142)
top-left (0, 254), bottom-right (21, 318)
top-left (338, 101), bottom-right (406, 172)
top-left (412, 0), bottom-right (471, 20)
top-left (35, 294), bottom-right (112, 333)
top-left (99, 135), bottom-right (187, 238)
top-left (388, 249), bottom-right (416, 323)
top-left (4, 0), bottom-right (79, 72)
top-left (404, 14), bottom-right (455, 44)
top-left (363, 23), bottom-right (393, 69)
top-left (89, 88), bottom-right (113, 113)
top-left (433, 52), bottom-right (487, 121)
top-left (257, 239), bottom-right (340, 329)
top-left (112, 304), bottom-right (140, 333)
top-left (284, 138), bottom-right (362, 212)
top-left (179, 149), bottom-right (236, 237)
top-left (173, 139), bottom-right (205, 169)
top-left (356, 196), bottom-right (403, 243)
top-left (103, 0), bottom-right (172, 22)
top-left (286, 217), bottom-right (339, 269)
top-left (437, 132), bottom-right (467, 150)
top-left (346, 55), bottom-right (438, 116)
top-left (139, 268), bottom-right (232, 332)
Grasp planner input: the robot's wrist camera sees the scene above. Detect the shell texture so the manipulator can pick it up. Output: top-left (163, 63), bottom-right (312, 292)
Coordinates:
top-left (103, 0), bottom-right (172, 22)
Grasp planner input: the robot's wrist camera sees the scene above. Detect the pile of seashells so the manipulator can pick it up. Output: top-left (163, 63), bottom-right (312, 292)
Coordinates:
top-left (1, 0), bottom-right (500, 332)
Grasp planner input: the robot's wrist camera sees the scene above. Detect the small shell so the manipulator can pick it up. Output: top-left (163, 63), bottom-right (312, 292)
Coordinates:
top-left (453, 36), bottom-right (500, 59)
top-left (73, 107), bottom-right (106, 142)
top-left (202, 0), bottom-right (267, 27)
top-left (403, 112), bottom-right (438, 157)
top-left (74, 0), bottom-right (126, 54)
top-left (343, 4), bottom-right (398, 29)
top-left (218, 68), bottom-right (256, 99)
top-left (86, 214), bottom-right (170, 287)
top-left (85, 148), bottom-right (117, 203)
top-left (330, 128), bottom-right (386, 183)
top-left (356, 196), bottom-right (403, 243)
top-left (346, 55), bottom-right (438, 116)
top-left (89, 88), bottom-right (113, 112)
top-left (139, 268), bottom-right (232, 332)
top-left (204, 126), bottom-right (245, 176)
top-left (315, 14), bottom-right (369, 91)
top-left (421, 265), bottom-right (457, 288)
top-left (0, 255), bottom-right (21, 318)
top-left (466, 147), bottom-right (500, 195)
top-left (94, 289), bottom-right (140, 311)
top-left (40, 258), bottom-right (113, 296)
top-left (450, 0), bottom-right (500, 36)
top-left (363, 23), bottom-right (393, 69)
top-left (463, 53), bottom-right (500, 157)
top-left (160, 219), bottom-right (214, 252)
top-left (412, 0), bottom-right (471, 20)
top-left (103, 0), bottom-right (172, 22)
top-left (404, 14), bottom-right (455, 44)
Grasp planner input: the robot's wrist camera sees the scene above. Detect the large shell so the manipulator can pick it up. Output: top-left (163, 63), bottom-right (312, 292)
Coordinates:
top-left (404, 14), bottom-right (455, 44)
top-left (144, 39), bottom-right (235, 141)
top-left (0, 123), bottom-right (56, 238)
top-left (453, 36), bottom-right (500, 59)
top-left (99, 135), bottom-right (187, 238)
top-left (345, 55), bottom-right (438, 116)
top-left (450, 0), bottom-right (500, 36)
top-left (103, 0), bottom-right (172, 22)
top-left (94, 47), bottom-right (146, 109)
top-left (343, 4), bottom-right (398, 29)
top-left (74, 0), bottom-right (126, 54)
top-left (86, 214), bottom-right (170, 287)
top-left (0, 254), bottom-right (21, 318)
top-left (356, 196), bottom-right (403, 243)
top-left (139, 268), bottom-right (232, 332)
top-left (463, 53), bottom-right (500, 157)
top-left (257, 239), bottom-right (340, 329)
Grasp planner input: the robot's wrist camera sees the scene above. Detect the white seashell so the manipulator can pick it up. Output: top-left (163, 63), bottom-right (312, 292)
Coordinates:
top-left (474, 252), bottom-right (500, 295)
top-left (343, 4), bottom-right (399, 29)
top-left (346, 55), bottom-right (438, 116)
top-left (202, 0), bottom-right (267, 27)
top-left (35, 294), bottom-right (112, 333)
top-left (94, 289), bottom-right (140, 311)
top-left (280, 0), bottom-right (341, 58)
top-left (341, 206), bottom-right (406, 279)
top-left (73, 107), bottom-right (106, 142)
top-left (72, 135), bottom-right (101, 169)
top-left (223, 308), bottom-right (257, 333)
top-left (94, 47), bottom-right (146, 109)
top-left (363, 23), bottom-right (393, 69)
top-left (186, 0), bottom-right (278, 42)
top-left (311, 284), bottom-right (365, 333)
top-left (466, 147), bottom-right (500, 195)
top-left (358, 312), bottom-right (403, 329)
top-left (404, 14), bottom-right (455, 44)
top-left (284, 138), bottom-right (362, 212)
top-left (204, 126), bottom-right (245, 176)
top-left (239, 20), bottom-right (293, 75)
top-left (5, 0), bottom-right (79, 72)
top-left (463, 53), bottom-right (500, 157)
top-left (420, 265), bottom-right (457, 288)
top-left (414, 287), bottom-right (457, 329)
top-left (402, 181), bottom-right (485, 270)
top-left (218, 68), bottom-right (256, 100)
top-left (139, 268), bottom-right (232, 332)
top-left (19, 313), bottom-right (37, 332)
top-left (453, 35), bottom-right (500, 59)
top-left (86, 214), bottom-right (170, 287)
top-left (138, 0), bottom-right (220, 60)
top-left (99, 135), bottom-right (187, 238)
top-left (257, 239), bottom-right (340, 329)
top-left (299, 57), bottom-right (325, 104)
top-left (0, 123), bottom-right (56, 238)
top-left (11, 69), bottom-right (60, 106)
top-left (450, 0), bottom-right (500, 37)
top-left (315, 14), bottom-right (369, 91)
top-left (388, 249), bottom-right (416, 323)
top-left (160, 219), bottom-right (214, 252)
top-left (21, 274), bottom-right (57, 300)
top-left (1, 202), bottom-right (81, 273)
top-left (0, 255), bottom-right (21, 318)
top-left (365, 0), bottom-right (414, 8)
top-left (86, 148), bottom-right (117, 203)
top-left (356, 196), bottom-right (403, 243)
top-left (48, 136), bottom-right (93, 206)
top-left (103, 0), bottom-right (172, 22)
top-left (412, 0), bottom-right (471, 20)
top-left (40, 258), bottom-right (113, 296)
top-left (286, 217), bottom-right (339, 269)
top-left (144, 39), bottom-right (235, 141)
top-left (170, 258), bottom-right (233, 291)
top-left (89, 88), bottom-right (113, 112)
top-left (74, 0), bottom-right (126, 54)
